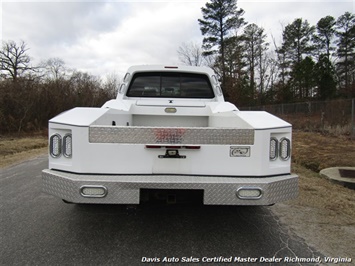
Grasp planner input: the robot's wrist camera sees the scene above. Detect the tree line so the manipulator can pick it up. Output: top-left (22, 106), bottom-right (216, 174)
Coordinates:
top-left (1, 0), bottom-right (354, 134)
top-left (178, 0), bottom-right (355, 106)
top-left (0, 41), bottom-right (117, 134)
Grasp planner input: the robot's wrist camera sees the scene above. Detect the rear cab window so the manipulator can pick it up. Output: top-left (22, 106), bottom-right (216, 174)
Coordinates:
top-left (126, 72), bottom-right (215, 98)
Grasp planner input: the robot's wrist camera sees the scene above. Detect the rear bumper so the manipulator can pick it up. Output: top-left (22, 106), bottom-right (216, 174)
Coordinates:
top-left (42, 169), bottom-right (298, 205)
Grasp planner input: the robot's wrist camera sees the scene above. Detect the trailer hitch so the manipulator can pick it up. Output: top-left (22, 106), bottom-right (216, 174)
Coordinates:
top-left (158, 149), bottom-right (186, 159)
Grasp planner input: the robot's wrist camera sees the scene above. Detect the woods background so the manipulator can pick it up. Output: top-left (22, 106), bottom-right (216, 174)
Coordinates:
top-left (1, 0), bottom-right (354, 135)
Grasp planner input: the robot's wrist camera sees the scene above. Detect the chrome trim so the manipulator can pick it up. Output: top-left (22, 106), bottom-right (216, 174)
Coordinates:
top-left (80, 185), bottom-right (108, 198)
top-left (279, 137), bottom-right (291, 161)
top-left (269, 137), bottom-right (279, 161)
top-left (236, 187), bottom-right (263, 200)
top-left (230, 146), bottom-right (251, 157)
top-left (49, 134), bottom-right (62, 158)
top-left (63, 133), bottom-right (72, 158)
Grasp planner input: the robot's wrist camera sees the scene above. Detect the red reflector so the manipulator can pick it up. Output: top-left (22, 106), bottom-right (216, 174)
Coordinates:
top-left (145, 145), bottom-right (162, 149)
top-left (146, 145), bottom-right (200, 149)
top-left (164, 66), bottom-right (178, 69)
top-left (166, 146), bottom-right (182, 149)
top-left (184, 146), bottom-right (201, 149)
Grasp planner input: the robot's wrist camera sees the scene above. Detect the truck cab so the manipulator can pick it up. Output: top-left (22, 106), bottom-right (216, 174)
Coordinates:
top-left (42, 65), bottom-right (298, 205)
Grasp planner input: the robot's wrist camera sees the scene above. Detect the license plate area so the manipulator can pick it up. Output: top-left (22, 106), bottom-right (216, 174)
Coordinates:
top-left (140, 189), bottom-right (204, 204)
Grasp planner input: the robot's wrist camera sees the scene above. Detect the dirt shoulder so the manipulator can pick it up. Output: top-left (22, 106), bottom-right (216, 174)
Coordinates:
top-left (0, 135), bottom-right (48, 168)
top-left (271, 131), bottom-right (355, 259)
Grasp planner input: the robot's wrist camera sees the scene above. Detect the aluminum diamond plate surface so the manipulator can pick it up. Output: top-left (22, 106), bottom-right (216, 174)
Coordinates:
top-left (42, 169), bottom-right (298, 205)
top-left (89, 126), bottom-right (254, 145)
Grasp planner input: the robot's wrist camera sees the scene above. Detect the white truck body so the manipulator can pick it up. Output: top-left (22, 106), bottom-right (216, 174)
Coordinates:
top-left (42, 65), bottom-right (298, 205)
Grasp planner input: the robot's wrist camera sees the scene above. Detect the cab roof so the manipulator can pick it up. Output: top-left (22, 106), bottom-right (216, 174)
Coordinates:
top-left (126, 65), bottom-right (216, 76)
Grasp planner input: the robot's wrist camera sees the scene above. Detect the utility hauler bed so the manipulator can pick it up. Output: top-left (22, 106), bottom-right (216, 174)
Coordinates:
top-left (42, 65), bottom-right (298, 205)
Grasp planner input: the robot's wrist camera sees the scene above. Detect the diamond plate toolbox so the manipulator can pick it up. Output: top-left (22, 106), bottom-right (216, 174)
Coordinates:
top-left (89, 126), bottom-right (254, 145)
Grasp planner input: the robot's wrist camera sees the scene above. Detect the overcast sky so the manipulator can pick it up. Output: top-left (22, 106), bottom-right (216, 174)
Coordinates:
top-left (1, 0), bottom-right (354, 79)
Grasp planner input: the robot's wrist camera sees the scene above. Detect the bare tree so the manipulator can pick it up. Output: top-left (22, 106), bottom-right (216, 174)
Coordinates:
top-left (43, 57), bottom-right (66, 80)
top-left (104, 72), bottom-right (121, 99)
top-left (177, 42), bottom-right (204, 66)
top-left (0, 40), bottom-right (34, 82)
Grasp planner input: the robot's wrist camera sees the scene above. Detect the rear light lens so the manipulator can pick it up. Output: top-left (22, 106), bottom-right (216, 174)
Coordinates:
top-left (165, 107), bottom-right (177, 113)
top-left (184, 146), bottom-right (201, 150)
top-left (63, 134), bottom-right (72, 158)
top-left (49, 132), bottom-right (72, 158)
top-left (280, 137), bottom-right (291, 160)
top-left (145, 145), bottom-right (200, 149)
top-left (50, 134), bottom-right (62, 158)
top-left (236, 187), bottom-right (263, 199)
top-left (269, 137), bottom-right (278, 160)
top-left (80, 185), bottom-right (108, 198)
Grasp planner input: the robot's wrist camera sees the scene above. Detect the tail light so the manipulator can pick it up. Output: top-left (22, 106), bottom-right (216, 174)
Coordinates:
top-left (279, 138), bottom-right (291, 160)
top-left (269, 137), bottom-right (278, 160)
top-left (63, 134), bottom-right (73, 158)
top-left (49, 132), bottom-right (72, 158)
top-left (50, 134), bottom-right (62, 158)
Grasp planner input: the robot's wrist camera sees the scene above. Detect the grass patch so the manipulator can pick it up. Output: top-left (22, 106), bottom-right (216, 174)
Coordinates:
top-left (292, 131), bottom-right (355, 172)
top-left (273, 163), bottom-right (355, 258)
top-left (291, 163), bottom-right (355, 217)
top-left (0, 135), bottom-right (47, 168)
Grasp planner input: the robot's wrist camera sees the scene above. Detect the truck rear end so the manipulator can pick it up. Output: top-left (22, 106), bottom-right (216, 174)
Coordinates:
top-left (42, 65), bottom-right (298, 205)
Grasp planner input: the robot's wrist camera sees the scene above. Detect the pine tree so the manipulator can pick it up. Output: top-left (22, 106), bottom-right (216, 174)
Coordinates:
top-left (242, 23), bottom-right (269, 104)
top-left (314, 16), bottom-right (336, 61)
top-left (280, 18), bottom-right (315, 64)
top-left (336, 12), bottom-right (355, 95)
top-left (291, 56), bottom-right (316, 99)
top-left (315, 55), bottom-right (337, 99)
top-left (198, 0), bottom-right (245, 92)
top-left (312, 16), bottom-right (337, 99)
top-left (278, 18), bottom-right (315, 100)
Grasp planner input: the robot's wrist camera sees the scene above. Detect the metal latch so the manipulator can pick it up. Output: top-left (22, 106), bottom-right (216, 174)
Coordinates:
top-left (158, 150), bottom-right (186, 159)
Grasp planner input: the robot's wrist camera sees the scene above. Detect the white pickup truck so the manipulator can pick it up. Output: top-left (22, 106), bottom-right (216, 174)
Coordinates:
top-left (42, 65), bottom-right (298, 205)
